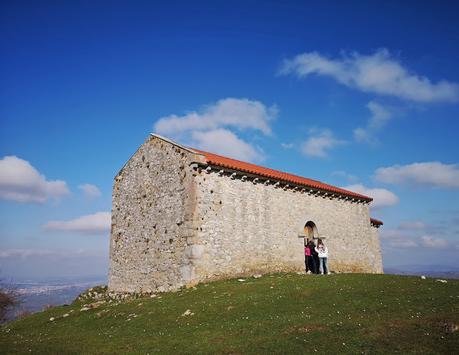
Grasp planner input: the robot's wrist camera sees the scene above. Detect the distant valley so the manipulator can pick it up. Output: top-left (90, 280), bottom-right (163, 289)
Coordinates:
top-left (5, 276), bottom-right (106, 321)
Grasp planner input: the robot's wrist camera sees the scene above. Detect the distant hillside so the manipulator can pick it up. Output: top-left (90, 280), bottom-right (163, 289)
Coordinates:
top-left (385, 265), bottom-right (459, 279)
top-left (385, 269), bottom-right (459, 279)
top-left (1, 274), bottom-right (458, 354)
top-left (5, 277), bottom-right (107, 321)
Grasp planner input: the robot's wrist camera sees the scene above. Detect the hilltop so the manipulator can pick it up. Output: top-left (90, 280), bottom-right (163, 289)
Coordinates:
top-left (1, 273), bottom-right (458, 354)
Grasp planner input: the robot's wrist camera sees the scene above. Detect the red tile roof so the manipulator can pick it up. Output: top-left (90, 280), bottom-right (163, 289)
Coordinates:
top-left (192, 149), bottom-right (372, 201)
top-left (370, 218), bottom-right (384, 226)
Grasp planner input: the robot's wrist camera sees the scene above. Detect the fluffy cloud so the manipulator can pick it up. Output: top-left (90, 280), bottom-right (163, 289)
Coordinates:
top-left (420, 235), bottom-right (449, 249)
top-left (0, 249), bottom-right (58, 258)
top-left (387, 238), bottom-right (419, 248)
top-left (0, 156), bottom-right (69, 203)
top-left (343, 184), bottom-right (399, 209)
top-left (354, 101), bottom-right (393, 144)
top-left (398, 221), bottom-right (428, 230)
top-left (374, 162), bottom-right (459, 188)
top-left (380, 227), bottom-right (417, 248)
top-left (154, 98), bottom-right (276, 163)
top-left (381, 220), bottom-right (451, 250)
top-left (191, 129), bottom-right (264, 162)
top-left (155, 98), bottom-right (276, 136)
top-left (44, 212), bottom-right (111, 235)
top-left (0, 248), bottom-right (99, 259)
top-left (78, 183), bottom-right (101, 198)
top-left (301, 129), bottom-right (346, 158)
top-left (331, 170), bottom-right (358, 184)
top-left (280, 49), bottom-right (459, 103)
top-left (281, 143), bottom-right (294, 149)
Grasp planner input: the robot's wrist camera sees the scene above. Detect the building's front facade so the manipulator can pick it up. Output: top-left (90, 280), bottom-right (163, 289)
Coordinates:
top-left (108, 134), bottom-right (383, 293)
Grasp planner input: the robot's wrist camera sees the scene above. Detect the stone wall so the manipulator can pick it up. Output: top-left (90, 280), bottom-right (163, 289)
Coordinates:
top-left (190, 169), bottom-right (383, 281)
top-left (108, 135), bottom-right (200, 293)
top-left (369, 225), bottom-right (384, 272)
top-left (109, 136), bottom-right (383, 294)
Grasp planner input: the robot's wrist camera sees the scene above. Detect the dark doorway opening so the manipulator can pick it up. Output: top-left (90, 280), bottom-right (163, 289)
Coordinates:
top-left (303, 221), bottom-right (319, 274)
top-left (304, 221), bottom-right (318, 239)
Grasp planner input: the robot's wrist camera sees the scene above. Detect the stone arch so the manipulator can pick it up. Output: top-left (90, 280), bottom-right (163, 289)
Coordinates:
top-left (304, 221), bottom-right (319, 239)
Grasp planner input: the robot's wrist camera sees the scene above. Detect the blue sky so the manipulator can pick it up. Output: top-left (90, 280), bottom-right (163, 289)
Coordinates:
top-left (1, 0), bottom-right (458, 280)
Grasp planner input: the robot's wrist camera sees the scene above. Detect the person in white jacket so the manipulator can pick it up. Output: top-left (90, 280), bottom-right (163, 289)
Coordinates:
top-left (315, 239), bottom-right (329, 274)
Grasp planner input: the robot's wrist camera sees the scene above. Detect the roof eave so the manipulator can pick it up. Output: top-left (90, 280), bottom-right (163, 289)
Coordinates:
top-left (196, 160), bottom-right (373, 202)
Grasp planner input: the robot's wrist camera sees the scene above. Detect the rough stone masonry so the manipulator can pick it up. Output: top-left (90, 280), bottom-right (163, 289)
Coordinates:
top-left (108, 134), bottom-right (383, 293)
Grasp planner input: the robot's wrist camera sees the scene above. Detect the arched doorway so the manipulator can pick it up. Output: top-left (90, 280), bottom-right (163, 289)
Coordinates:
top-left (304, 221), bottom-right (318, 240)
top-left (303, 221), bottom-right (319, 274)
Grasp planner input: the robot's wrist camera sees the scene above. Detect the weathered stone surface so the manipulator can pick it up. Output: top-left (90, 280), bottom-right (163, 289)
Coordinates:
top-left (192, 171), bottom-right (383, 280)
top-left (108, 135), bottom-right (383, 293)
top-left (108, 135), bottom-right (201, 293)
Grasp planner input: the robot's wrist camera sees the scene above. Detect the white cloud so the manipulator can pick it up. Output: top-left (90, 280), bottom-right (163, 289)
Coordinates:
top-left (366, 101), bottom-right (393, 129)
top-left (380, 227), bottom-right (419, 248)
top-left (374, 162), bottom-right (459, 188)
top-left (155, 98), bottom-right (277, 136)
top-left (343, 184), bottom-right (399, 209)
top-left (380, 228), bottom-right (406, 239)
top-left (354, 101), bottom-right (393, 144)
top-left (44, 212), bottom-right (111, 235)
top-left (0, 248), bottom-right (98, 259)
top-left (398, 221), bottom-right (428, 230)
top-left (0, 249), bottom-right (58, 258)
top-left (281, 143), bottom-right (294, 149)
top-left (381, 220), bottom-right (454, 250)
top-left (153, 98), bottom-right (276, 163)
top-left (78, 183), bottom-right (101, 198)
top-left (191, 129), bottom-right (265, 162)
top-left (331, 170), bottom-right (359, 184)
top-left (0, 156), bottom-right (70, 203)
top-left (280, 49), bottom-right (459, 103)
top-left (388, 239), bottom-right (419, 248)
top-left (301, 129), bottom-right (346, 158)
top-left (420, 235), bottom-right (449, 249)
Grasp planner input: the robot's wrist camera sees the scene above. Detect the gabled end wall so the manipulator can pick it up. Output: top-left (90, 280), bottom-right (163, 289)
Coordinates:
top-left (108, 135), bottom-right (202, 293)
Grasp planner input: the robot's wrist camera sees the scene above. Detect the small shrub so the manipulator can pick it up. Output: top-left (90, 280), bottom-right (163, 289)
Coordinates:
top-left (0, 284), bottom-right (21, 323)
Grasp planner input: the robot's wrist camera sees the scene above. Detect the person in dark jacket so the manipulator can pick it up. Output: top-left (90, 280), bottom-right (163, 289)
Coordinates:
top-left (313, 239), bottom-right (322, 274)
top-left (309, 239), bottom-right (318, 274)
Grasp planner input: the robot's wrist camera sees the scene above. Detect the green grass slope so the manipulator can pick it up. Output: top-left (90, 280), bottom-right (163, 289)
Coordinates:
top-left (1, 274), bottom-right (458, 354)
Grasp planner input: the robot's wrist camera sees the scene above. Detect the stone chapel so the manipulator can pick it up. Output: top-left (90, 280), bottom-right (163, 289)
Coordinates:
top-left (108, 134), bottom-right (383, 293)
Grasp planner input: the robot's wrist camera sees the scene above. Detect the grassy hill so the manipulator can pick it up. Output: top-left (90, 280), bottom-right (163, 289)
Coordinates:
top-left (1, 273), bottom-right (458, 354)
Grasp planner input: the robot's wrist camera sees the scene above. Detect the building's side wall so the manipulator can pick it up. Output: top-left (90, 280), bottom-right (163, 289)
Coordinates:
top-left (190, 170), bottom-right (383, 281)
top-left (108, 136), bottom-right (199, 293)
top-left (369, 225), bottom-right (384, 273)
